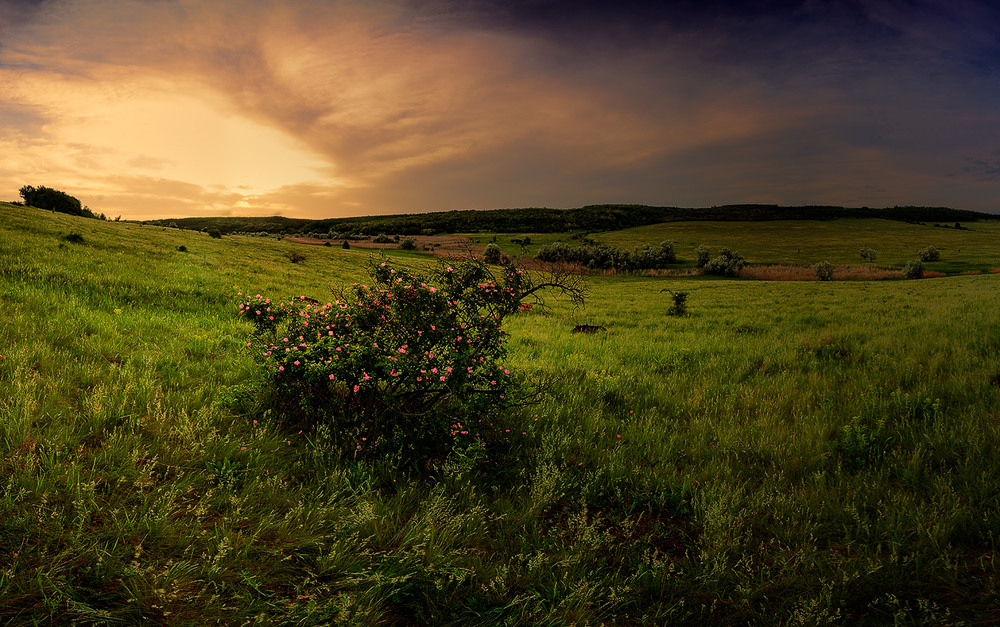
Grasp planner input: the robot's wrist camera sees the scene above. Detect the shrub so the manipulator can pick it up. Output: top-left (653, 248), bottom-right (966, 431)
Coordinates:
top-left (342, 240), bottom-right (350, 250)
top-left (702, 248), bottom-right (745, 276)
top-left (859, 248), bottom-right (877, 262)
top-left (284, 251), bottom-right (306, 264)
top-left (918, 245), bottom-right (940, 262)
top-left (63, 232), bottom-right (85, 244)
top-left (812, 261), bottom-right (835, 281)
top-left (240, 256), bottom-right (585, 468)
top-left (208, 228), bottom-right (222, 239)
top-left (372, 233), bottom-right (393, 244)
top-left (483, 242), bottom-right (503, 264)
top-left (664, 290), bottom-right (688, 316)
top-left (839, 415), bottom-right (887, 469)
top-left (177, 245), bottom-right (187, 252)
top-left (694, 245), bottom-right (711, 268)
top-left (536, 240), bottom-right (677, 271)
top-left (399, 237), bottom-right (417, 250)
top-left (903, 260), bottom-right (924, 279)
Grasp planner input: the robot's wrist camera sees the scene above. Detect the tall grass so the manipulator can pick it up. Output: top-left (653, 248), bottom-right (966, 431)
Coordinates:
top-left (2, 203), bottom-right (999, 624)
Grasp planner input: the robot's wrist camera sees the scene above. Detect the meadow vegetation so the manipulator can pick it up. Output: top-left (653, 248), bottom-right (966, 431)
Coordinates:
top-left (2, 202), bottom-right (1000, 624)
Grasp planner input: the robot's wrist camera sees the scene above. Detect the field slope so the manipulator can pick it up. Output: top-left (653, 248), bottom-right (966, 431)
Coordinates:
top-left (2, 202), bottom-right (1000, 624)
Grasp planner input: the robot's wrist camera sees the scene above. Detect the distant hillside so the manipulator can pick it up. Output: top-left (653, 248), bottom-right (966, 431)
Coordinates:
top-left (143, 204), bottom-right (999, 236)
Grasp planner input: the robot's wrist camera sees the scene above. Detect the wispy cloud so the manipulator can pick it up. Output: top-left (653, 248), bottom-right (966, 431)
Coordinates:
top-left (1, 0), bottom-right (998, 218)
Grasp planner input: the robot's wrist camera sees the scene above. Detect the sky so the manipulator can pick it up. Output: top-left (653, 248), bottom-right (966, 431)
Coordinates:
top-left (1, 0), bottom-right (999, 220)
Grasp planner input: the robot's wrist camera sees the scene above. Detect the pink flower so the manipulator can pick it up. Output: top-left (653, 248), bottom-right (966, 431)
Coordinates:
top-left (329, 374), bottom-right (335, 380)
top-left (353, 385), bottom-right (360, 393)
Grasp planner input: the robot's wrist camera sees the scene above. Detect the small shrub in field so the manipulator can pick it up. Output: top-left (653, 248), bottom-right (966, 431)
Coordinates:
top-left (208, 228), bottom-right (222, 239)
top-left (694, 245), bottom-right (711, 268)
top-left (839, 415), bottom-right (887, 469)
top-left (372, 233), bottom-right (393, 243)
top-left (284, 251), bottom-right (306, 264)
top-left (63, 232), bottom-right (85, 244)
top-left (177, 245), bottom-right (187, 252)
top-left (342, 240), bottom-right (350, 249)
top-left (240, 256), bottom-right (584, 468)
top-left (919, 245), bottom-right (940, 262)
top-left (903, 260), bottom-right (924, 279)
top-left (483, 242), bottom-right (503, 264)
top-left (703, 248), bottom-right (745, 276)
top-left (812, 261), bottom-right (835, 281)
top-left (399, 237), bottom-right (417, 250)
top-left (664, 290), bottom-right (688, 316)
top-left (859, 248), bottom-right (877, 262)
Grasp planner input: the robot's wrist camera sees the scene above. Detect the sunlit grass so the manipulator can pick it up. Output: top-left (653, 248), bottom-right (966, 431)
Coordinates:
top-left (2, 202), bottom-right (1000, 623)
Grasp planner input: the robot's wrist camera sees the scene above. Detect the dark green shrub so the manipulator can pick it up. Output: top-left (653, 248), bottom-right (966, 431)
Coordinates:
top-left (373, 233), bottom-right (393, 243)
top-left (63, 232), bottom-right (85, 244)
top-left (859, 248), bottom-right (877, 262)
top-left (483, 242), bottom-right (503, 264)
top-left (903, 260), bottom-right (924, 279)
top-left (694, 245), bottom-right (711, 268)
top-left (342, 240), bottom-right (350, 249)
top-left (208, 228), bottom-right (222, 239)
top-left (702, 248), bottom-right (745, 276)
top-left (918, 245), bottom-right (940, 262)
top-left (665, 290), bottom-right (688, 316)
top-left (399, 237), bottom-right (417, 250)
top-left (812, 261), bottom-right (835, 281)
top-left (177, 245), bottom-right (187, 252)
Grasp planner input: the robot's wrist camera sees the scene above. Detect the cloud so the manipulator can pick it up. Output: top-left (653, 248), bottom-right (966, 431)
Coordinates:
top-left (2, 0), bottom-right (1000, 217)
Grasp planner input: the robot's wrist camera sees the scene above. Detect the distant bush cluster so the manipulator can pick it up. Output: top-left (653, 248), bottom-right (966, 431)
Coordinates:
top-left (701, 248), bottom-right (746, 276)
top-left (918, 245), bottom-right (940, 262)
top-left (536, 241), bottom-right (677, 270)
top-left (19, 185), bottom-right (101, 220)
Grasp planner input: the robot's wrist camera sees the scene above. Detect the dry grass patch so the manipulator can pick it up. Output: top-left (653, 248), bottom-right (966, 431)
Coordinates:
top-left (736, 264), bottom-right (903, 281)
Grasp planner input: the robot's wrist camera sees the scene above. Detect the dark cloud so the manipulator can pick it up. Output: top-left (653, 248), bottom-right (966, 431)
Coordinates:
top-left (0, 0), bottom-right (61, 32)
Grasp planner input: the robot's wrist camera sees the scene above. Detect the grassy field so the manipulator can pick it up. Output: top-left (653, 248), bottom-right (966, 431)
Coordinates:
top-left (470, 219), bottom-right (1000, 275)
top-left (2, 202), bottom-right (1000, 624)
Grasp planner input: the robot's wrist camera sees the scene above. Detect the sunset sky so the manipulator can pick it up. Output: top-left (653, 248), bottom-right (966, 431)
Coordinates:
top-left (2, 0), bottom-right (999, 220)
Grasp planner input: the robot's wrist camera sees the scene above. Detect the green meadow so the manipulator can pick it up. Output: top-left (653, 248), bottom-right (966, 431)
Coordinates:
top-left (2, 202), bottom-right (1000, 625)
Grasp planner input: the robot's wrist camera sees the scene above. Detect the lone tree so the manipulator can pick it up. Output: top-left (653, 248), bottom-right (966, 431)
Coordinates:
top-left (19, 185), bottom-right (98, 219)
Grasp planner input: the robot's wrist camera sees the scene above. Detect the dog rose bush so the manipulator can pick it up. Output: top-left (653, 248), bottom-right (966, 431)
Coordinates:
top-left (239, 256), bottom-right (579, 467)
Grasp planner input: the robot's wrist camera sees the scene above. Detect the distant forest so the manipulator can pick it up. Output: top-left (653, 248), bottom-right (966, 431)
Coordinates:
top-left (142, 204), bottom-right (1000, 236)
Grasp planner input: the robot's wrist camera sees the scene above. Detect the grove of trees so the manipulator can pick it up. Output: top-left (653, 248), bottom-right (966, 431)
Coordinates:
top-left (19, 185), bottom-right (100, 219)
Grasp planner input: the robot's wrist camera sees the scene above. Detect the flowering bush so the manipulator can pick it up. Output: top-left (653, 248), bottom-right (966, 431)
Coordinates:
top-left (239, 256), bottom-right (583, 467)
